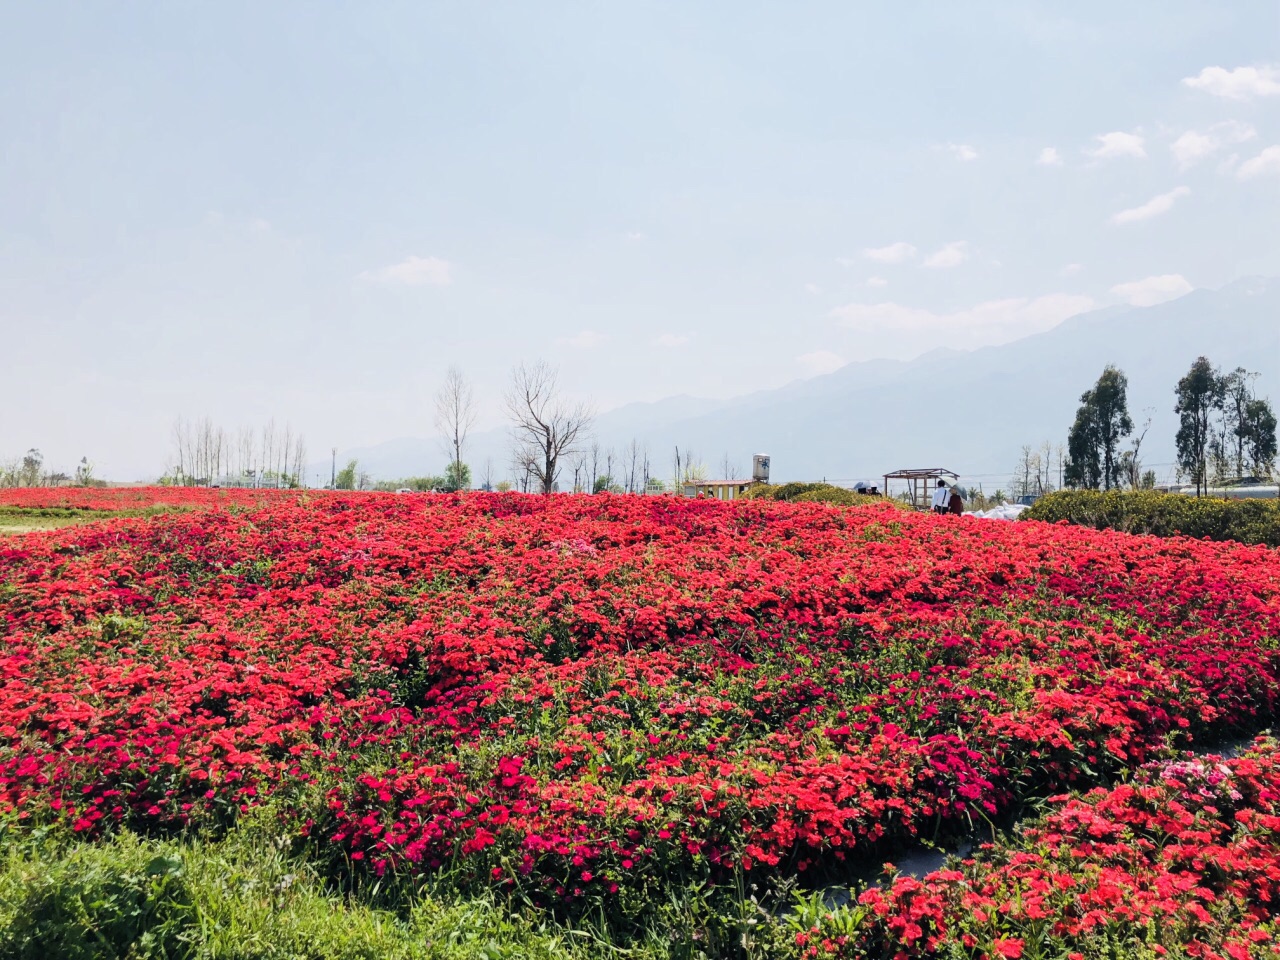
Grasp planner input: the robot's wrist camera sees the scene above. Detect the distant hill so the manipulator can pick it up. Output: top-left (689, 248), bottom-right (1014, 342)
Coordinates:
top-left (323, 278), bottom-right (1280, 489)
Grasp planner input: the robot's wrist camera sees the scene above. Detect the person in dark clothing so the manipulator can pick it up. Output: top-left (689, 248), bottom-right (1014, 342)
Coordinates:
top-left (947, 487), bottom-right (964, 515)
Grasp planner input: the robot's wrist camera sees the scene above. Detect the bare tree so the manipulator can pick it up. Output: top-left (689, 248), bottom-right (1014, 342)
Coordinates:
top-left (171, 417), bottom-right (191, 482)
top-left (720, 452), bottom-right (742, 481)
top-left (1120, 410), bottom-right (1154, 490)
top-left (1012, 445), bottom-right (1042, 501)
top-left (504, 361), bottom-right (593, 494)
top-left (291, 435), bottom-right (308, 488)
top-left (625, 439), bottom-right (643, 493)
top-left (435, 366), bottom-right (478, 491)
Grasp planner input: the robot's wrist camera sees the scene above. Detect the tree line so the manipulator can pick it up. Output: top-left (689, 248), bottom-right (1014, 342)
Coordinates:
top-left (166, 417), bottom-right (308, 488)
top-left (338, 361), bottom-right (730, 496)
top-left (0, 450), bottom-right (98, 488)
top-left (1064, 357), bottom-right (1276, 494)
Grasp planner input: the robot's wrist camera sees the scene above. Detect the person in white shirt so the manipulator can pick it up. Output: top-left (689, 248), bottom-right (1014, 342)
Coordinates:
top-left (931, 479), bottom-right (950, 513)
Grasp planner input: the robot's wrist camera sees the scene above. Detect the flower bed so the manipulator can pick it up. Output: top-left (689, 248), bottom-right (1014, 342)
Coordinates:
top-left (795, 741), bottom-right (1280, 957)
top-left (2, 491), bottom-right (1279, 942)
top-left (0, 485), bottom-right (324, 512)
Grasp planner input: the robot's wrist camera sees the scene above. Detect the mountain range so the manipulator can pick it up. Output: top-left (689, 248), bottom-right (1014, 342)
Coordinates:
top-left (323, 278), bottom-right (1280, 491)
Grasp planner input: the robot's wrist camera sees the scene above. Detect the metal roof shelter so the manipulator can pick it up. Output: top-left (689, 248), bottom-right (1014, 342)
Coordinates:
top-left (882, 467), bottom-right (959, 511)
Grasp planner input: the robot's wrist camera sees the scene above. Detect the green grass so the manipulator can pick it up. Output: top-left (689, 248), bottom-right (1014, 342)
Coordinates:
top-left (0, 820), bottom-right (616, 960)
top-left (0, 811), bottom-right (803, 960)
top-left (0, 506), bottom-right (188, 537)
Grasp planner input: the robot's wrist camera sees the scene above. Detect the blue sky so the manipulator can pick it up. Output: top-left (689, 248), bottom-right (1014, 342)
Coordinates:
top-left (3, 2), bottom-right (1279, 478)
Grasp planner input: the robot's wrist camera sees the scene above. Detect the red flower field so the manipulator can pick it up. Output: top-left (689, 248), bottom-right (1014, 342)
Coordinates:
top-left (2, 488), bottom-right (1279, 955)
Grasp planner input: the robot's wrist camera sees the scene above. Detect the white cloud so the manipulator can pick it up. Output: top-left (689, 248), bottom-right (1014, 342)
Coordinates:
top-left (1238, 145), bottom-right (1280, 180)
top-left (249, 218), bottom-right (271, 233)
top-left (653, 333), bottom-right (689, 348)
top-left (1088, 131), bottom-right (1146, 160)
top-left (624, 231), bottom-right (646, 240)
top-left (804, 283), bottom-right (821, 295)
top-left (1110, 186), bottom-right (1190, 225)
top-left (559, 330), bottom-right (605, 348)
top-left (358, 255), bottom-right (453, 286)
top-left (1182, 64), bottom-right (1280, 101)
top-left (922, 241), bottom-right (968, 269)
top-left (1038, 147), bottom-right (1063, 166)
top-left (795, 350), bottom-right (846, 376)
top-left (1110, 274), bottom-right (1194, 307)
top-left (1060, 263), bottom-right (1083, 277)
top-left (1171, 121), bottom-right (1256, 170)
top-left (863, 242), bottom-right (917, 264)
top-left (948, 143), bottom-right (979, 161)
top-left (866, 276), bottom-right (888, 287)
top-left (830, 293), bottom-right (1096, 348)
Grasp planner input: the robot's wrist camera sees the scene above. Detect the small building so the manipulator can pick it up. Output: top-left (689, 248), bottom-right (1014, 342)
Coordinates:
top-left (681, 479), bottom-right (757, 500)
top-left (882, 467), bottom-right (959, 511)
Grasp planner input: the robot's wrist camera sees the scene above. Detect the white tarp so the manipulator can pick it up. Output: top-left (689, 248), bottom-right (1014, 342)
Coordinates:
top-left (964, 503), bottom-right (1028, 521)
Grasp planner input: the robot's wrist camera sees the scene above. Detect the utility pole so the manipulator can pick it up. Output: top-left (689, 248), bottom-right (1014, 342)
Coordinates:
top-left (331, 448), bottom-right (337, 489)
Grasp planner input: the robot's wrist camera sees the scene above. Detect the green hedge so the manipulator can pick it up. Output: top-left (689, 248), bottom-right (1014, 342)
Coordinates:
top-left (1023, 489), bottom-right (1280, 546)
top-left (743, 482), bottom-right (891, 507)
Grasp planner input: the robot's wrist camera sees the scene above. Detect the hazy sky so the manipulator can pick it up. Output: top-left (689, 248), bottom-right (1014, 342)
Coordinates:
top-left (3, 2), bottom-right (1279, 478)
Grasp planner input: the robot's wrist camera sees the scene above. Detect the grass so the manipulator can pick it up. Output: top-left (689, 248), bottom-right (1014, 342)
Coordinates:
top-left (0, 506), bottom-right (188, 537)
top-left (0, 806), bottom-right (811, 960)
top-left (0, 816), bottom-right (627, 960)
top-left (0, 517), bottom-right (90, 535)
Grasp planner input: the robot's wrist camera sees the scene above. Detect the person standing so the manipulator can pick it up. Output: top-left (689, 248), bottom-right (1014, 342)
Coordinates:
top-left (948, 486), bottom-right (964, 515)
top-left (931, 479), bottom-right (949, 514)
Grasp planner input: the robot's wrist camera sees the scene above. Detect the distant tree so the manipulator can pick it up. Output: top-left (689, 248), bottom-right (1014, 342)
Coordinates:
top-left (720, 452), bottom-right (741, 482)
top-left (442, 460), bottom-right (471, 492)
top-left (504, 361), bottom-right (593, 495)
top-left (495, 480), bottom-right (513, 493)
top-left (682, 459), bottom-right (708, 484)
top-left (1244, 397), bottom-right (1278, 478)
top-left (1064, 366), bottom-right (1133, 490)
top-left (335, 459), bottom-right (358, 490)
top-left (1215, 368), bottom-right (1255, 481)
top-left (19, 449), bottom-right (43, 487)
top-left (74, 457), bottom-right (95, 486)
top-left (626, 439), bottom-right (644, 493)
top-left (1210, 366), bottom-right (1276, 481)
top-left (592, 474), bottom-right (613, 494)
top-left (435, 366), bottom-right (477, 492)
top-left (1175, 357), bottom-right (1226, 496)
top-left (1119, 409), bottom-right (1154, 490)
top-left (1012, 445), bottom-right (1043, 499)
